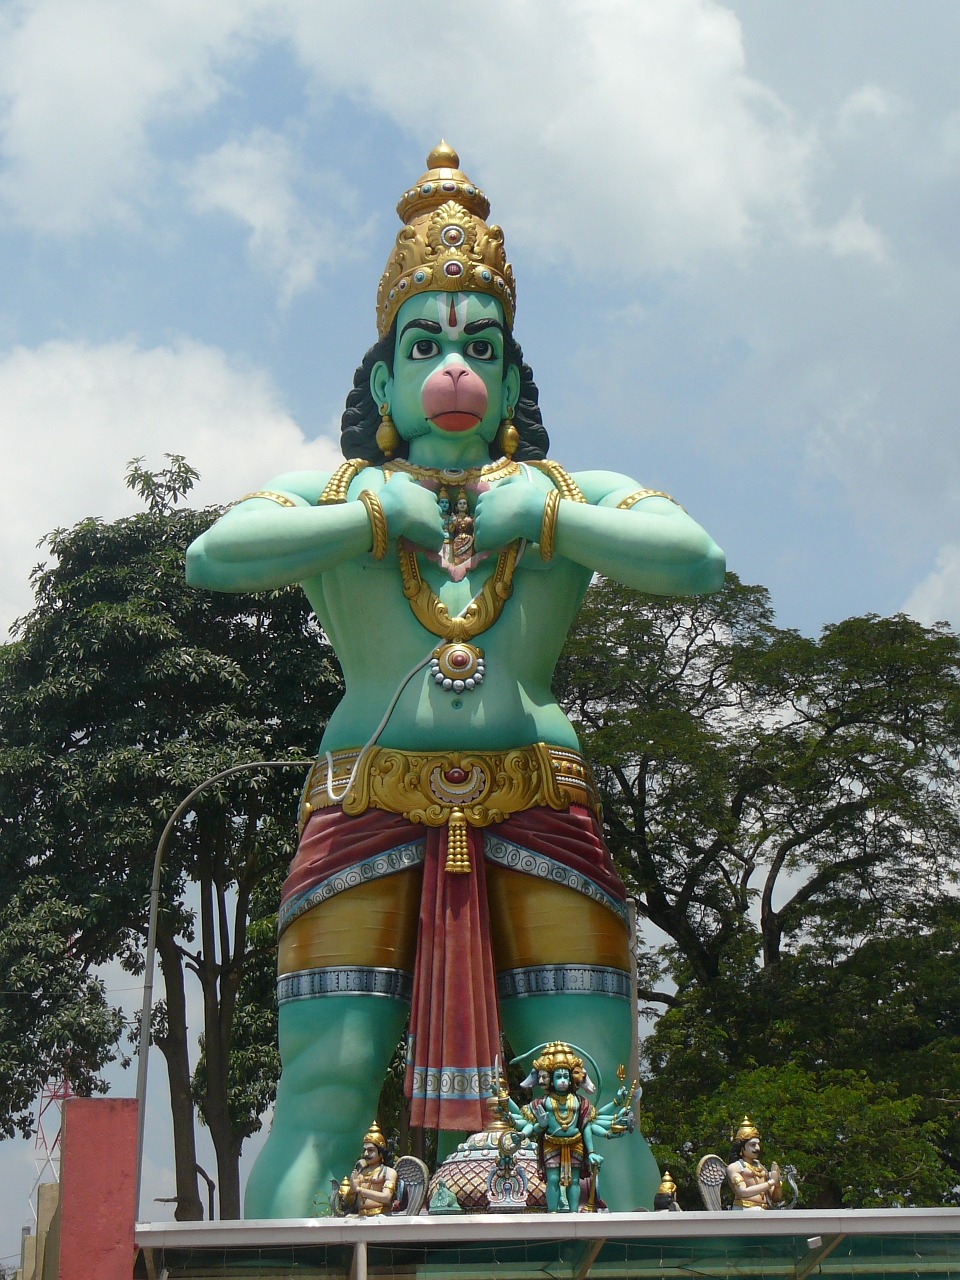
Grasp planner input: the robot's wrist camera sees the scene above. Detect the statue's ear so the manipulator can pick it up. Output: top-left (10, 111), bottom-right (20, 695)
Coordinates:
top-left (502, 362), bottom-right (521, 418)
top-left (370, 360), bottom-right (392, 410)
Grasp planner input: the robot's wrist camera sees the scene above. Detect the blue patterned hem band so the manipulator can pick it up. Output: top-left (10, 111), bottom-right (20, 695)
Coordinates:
top-left (406, 1063), bottom-right (498, 1102)
top-left (277, 966), bottom-right (413, 1004)
top-left (278, 840), bottom-right (425, 935)
top-left (496, 964), bottom-right (632, 1001)
top-left (482, 835), bottom-right (628, 926)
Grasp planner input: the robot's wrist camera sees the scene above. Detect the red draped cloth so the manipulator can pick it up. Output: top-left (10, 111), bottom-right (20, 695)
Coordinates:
top-left (405, 824), bottom-right (500, 1131)
top-left (279, 803), bottom-right (626, 1133)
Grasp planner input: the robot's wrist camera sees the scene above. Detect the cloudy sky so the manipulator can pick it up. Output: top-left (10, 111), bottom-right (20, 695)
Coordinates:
top-left (1, 0), bottom-right (958, 1257)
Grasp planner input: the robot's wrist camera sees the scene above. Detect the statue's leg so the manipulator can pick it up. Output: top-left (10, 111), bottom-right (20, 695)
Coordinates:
top-left (244, 868), bottom-right (421, 1218)
top-left (567, 1174), bottom-right (581, 1213)
top-left (545, 1168), bottom-right (561, 1213)
top-left (488, 867), bottom-right (661, 1213)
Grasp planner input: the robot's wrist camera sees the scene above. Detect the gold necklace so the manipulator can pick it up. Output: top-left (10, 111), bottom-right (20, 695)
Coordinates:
top-left (385, 456), bottom-right (519, 486)
top-left (397, 538), bottom-right (520, 694)
top-left (551, 1093), bottom-right (576, 1130)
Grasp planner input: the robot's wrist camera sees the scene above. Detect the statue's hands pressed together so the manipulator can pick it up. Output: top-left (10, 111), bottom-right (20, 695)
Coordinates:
top-left (473, 474), bottom-right (545, 551)
top-left (375, 472), bottom-right (447, 551)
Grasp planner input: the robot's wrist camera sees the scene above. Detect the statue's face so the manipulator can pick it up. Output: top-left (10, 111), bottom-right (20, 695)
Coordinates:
top-left (362, 1142), bottom-right (382, 1167)
top-left (552, 1067), bottom-right (572, 1094)
top-left (371, 291), bottom-right (520, 445)
top-left (744, 1136), bottom-right (761, 1159)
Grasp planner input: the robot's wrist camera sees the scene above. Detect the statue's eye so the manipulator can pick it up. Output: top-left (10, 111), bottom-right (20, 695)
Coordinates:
top-left (465, 339), bottom-right (495, 361)
top-left (410, 339), bottom-right (440, 359)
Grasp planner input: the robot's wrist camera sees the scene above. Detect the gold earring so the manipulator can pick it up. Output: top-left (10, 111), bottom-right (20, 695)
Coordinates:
top-left (376, 403), bottom-right (399, 459)
top-left (496, 406), bottom-right (519, 458)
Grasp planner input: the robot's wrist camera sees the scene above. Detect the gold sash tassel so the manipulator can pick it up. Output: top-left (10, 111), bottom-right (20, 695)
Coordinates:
top-left (444, 807), bottom-right (471, 874)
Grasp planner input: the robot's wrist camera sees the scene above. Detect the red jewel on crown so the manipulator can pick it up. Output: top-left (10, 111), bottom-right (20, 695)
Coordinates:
top-left (444, 767), bottom-right (469, 784)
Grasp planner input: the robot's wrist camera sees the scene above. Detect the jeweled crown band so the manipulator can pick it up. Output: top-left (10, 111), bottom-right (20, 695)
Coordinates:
top-left (299, 743), bottom-right (599, 834)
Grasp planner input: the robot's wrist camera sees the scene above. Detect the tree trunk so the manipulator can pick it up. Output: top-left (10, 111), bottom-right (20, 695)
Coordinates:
top-left (155, 929), bottom-right (203, 1221)
top-left (194, 837), bottom-right (246, 1218)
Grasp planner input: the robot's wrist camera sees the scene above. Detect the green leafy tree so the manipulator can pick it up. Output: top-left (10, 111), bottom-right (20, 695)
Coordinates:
top-left (642, 1063), bottom-right (949, 1209)
top-left (0, 458), bottom-right (343, 1219)
top-left (0, 878), bottom-right (124, 1138)
top-left (554, 574), bottom-right (960, 1205)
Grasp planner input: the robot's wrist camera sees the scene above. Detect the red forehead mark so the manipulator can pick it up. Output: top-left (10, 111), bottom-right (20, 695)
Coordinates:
top-left (448, 295), bottom-right (458, 328)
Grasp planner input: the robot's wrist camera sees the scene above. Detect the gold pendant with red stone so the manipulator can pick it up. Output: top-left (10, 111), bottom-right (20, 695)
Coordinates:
top-left (431, 641), bottom-right (485, 693)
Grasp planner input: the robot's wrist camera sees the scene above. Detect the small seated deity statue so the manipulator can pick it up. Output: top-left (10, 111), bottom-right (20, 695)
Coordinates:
top-left (726, 1116), bottom-right (782, 1210)
top-left (336, 1122), bottom-right (398, 1217)
top-left (498, 1040), bottom-right (637, 1213)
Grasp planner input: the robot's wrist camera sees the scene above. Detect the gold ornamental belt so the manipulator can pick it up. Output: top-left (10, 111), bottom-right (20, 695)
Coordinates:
top-left (299, 743), bottom-right (600, 874)
top-left (543, 1131), bottom-right (585, 1189)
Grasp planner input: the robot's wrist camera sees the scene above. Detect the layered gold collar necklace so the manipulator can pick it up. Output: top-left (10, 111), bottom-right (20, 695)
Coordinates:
top-left (390, 455), bottom-right (521, 695)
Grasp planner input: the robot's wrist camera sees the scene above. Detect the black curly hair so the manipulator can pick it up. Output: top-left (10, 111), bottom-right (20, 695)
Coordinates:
top-left (338, 322), bottom-right (549, 463)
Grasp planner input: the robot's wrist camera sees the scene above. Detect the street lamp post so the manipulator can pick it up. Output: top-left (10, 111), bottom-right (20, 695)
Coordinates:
top-left (134, 759), bottom-right (308, 1221)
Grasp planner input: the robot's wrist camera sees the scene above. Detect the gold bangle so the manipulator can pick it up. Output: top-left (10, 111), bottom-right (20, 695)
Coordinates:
top-left (228, 489), bottom-right (297, 509)
top-left (539, 489), bottom-right (561, 561)
top-left (615, 488), bottom-right (681, 510)
top-left (358, 489), bottom-right (388, 560)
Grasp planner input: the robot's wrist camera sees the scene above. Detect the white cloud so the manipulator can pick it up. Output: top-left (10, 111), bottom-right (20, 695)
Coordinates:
top-left (186, 129), bottom-right (371, 303)
top-left (0, 338), bottom-right (340, 636)
top-left (282, 0), bottom-right (816, 272)
top-left (811, 198), bottom-right (890, 263)
top-left (0, 0), bottom-right (265, 231)
top-left (836, 84), bottom-right (904, 138)
top-left (904, 545), bottom-right (960, 629)
top-left (0, 0), bottom-right (865, 279)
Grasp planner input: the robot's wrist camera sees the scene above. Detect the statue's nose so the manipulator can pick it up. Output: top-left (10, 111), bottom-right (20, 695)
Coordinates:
top-left (442, 362), bottom-right (468, 386)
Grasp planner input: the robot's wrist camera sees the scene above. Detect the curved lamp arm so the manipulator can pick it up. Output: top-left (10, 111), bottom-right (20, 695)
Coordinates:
top-left (134, 758), bottom-right (309, 1221)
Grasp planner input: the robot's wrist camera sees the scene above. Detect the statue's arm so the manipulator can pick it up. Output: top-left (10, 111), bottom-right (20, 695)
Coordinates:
top-left (185, 469), bottom-right (444, 593)
top-left (727, 1161), bottom-right (775, 1201)
top-left (473, 468), bottom-right (725, 596)
top-left (185, 471), bottom-right (366, 592)
top-left (582, 1108), bottom-right (603, 1166)
top-left (562, 470), bottom-right (725, 595)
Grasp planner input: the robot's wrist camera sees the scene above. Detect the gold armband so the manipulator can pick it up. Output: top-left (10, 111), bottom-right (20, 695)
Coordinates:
top-left (358, 489), bottom-right (388, 560)
top-left (529, 459), bottom-right (587, 503)
top-left (615, 488), bottom-right (681, 510)
top-left (539, 488), bottom-right (561, 561)
top-left (229, 489), bottom-right (297, 509)
top-left (317, 458), bottom-right (371, 505)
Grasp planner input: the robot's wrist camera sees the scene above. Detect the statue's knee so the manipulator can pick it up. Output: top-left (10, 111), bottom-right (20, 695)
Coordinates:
top-left (276, 995), bottom-right (407, 1097)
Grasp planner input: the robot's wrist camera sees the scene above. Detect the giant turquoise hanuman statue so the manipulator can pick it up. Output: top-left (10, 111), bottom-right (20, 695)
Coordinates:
top-left (186, 143), bottom-right (725, 1217)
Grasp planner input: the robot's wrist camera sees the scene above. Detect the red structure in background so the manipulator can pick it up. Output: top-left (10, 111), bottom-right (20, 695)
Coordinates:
top-left (58, 1097), bottom-right (137, 1280)
top-left (32, 1077), bottom-right (73, 1194)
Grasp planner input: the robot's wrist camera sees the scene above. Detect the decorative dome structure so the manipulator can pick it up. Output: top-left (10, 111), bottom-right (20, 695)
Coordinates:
top-left (427, 1107), bottom-right (546, 1213)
